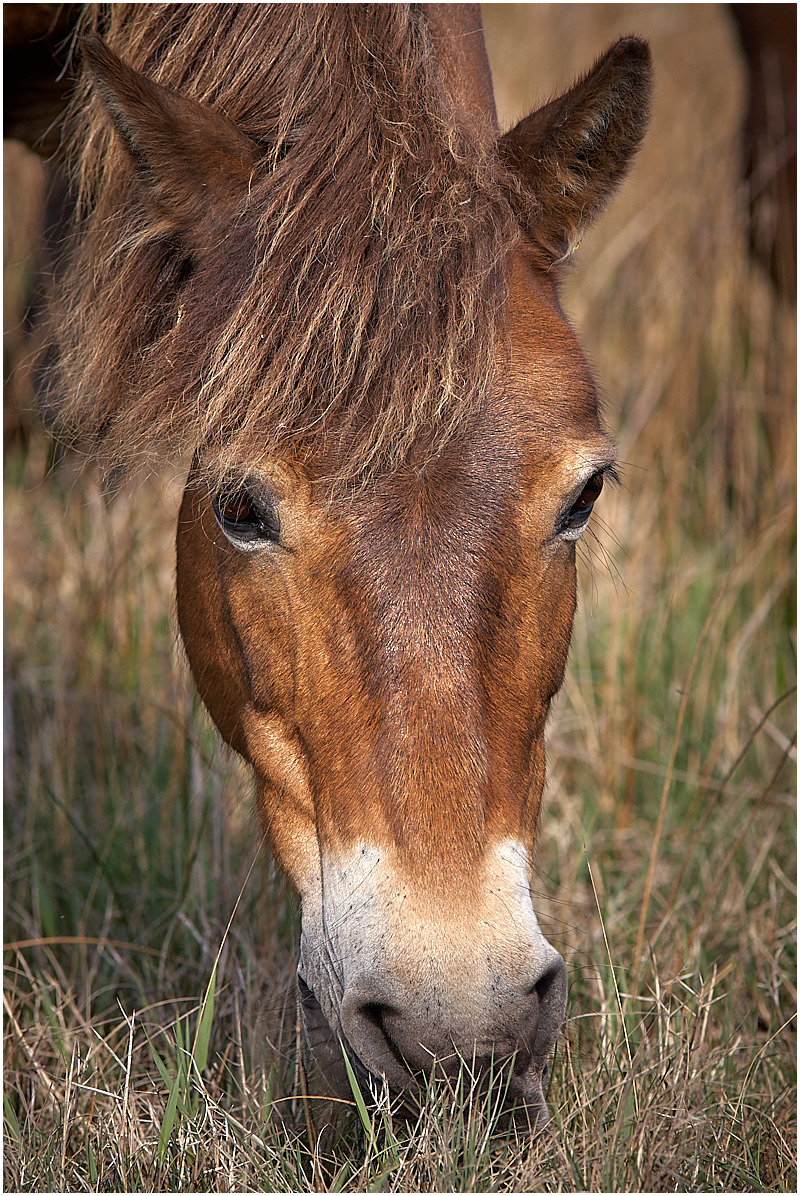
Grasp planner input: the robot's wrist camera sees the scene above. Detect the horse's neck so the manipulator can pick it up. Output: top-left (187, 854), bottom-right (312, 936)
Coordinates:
top-left (424, 3), bottom-right (498, 130)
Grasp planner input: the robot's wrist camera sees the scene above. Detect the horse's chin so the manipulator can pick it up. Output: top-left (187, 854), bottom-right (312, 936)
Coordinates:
top-left (296, 974), bottom-right (552, 1133)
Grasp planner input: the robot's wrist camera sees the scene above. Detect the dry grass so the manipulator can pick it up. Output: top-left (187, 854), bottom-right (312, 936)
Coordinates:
top-left (4, 4), bottom-right (795, 1191)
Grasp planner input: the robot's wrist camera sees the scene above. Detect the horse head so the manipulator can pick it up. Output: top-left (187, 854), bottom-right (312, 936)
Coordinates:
top-left (57, 7), bottom-right (651, 1128)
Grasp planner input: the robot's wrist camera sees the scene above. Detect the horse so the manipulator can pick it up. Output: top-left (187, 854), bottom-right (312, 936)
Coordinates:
top-left (37, 3), bottom-right (651, 1129)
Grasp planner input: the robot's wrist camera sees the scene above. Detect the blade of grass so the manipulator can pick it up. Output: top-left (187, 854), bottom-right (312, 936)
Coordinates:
top-left (4, 1093), bottom-right (21, 1147)
top-left (341, 1042), bottom-right (376, 1151)
top-left (191, 961), bottom-right (216, 1078)
top-left (145, 1031), bottom-right (175, 1090)
top-left (157, 1061), bottom-right (184, 1165)
top-left (86, 1139), bottom-right (98, 1186)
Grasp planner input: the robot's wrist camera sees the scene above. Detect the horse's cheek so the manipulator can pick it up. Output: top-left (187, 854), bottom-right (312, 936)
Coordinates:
top-left (175, 486), bottom-right (254, 758)
top-left (535, 552), bottom-right (579, 702)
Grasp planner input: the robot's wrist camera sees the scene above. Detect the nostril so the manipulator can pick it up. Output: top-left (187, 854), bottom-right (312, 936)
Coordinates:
top-left (341, 990), bottom-right (419, 1093)
top-left (297, 973), bottom-right (314, 1004)
top-left (530, 957), bottom-right (565, 1005)
top-left (360, 1002), bottom-right (384, 1036)
top-left (528, 953), bottom-right (568, 1055)
top-left (360, 1002), bottom-right (410, 1072)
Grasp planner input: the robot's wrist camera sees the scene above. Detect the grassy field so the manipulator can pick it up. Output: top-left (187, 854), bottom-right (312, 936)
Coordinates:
top-left (4, 4), bottom-right (796, 1191)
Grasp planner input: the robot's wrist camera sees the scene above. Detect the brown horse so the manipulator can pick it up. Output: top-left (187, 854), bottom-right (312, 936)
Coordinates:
top-left (41, 3), bottom-right (651, 1128)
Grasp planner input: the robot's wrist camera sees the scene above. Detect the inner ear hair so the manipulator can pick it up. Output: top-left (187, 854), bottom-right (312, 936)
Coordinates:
top-left (499, 37), bottom-right (652, 265)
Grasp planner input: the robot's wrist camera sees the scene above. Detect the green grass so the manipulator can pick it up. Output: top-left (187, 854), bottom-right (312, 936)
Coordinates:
top-left (4, 4), bottom-right (796, 1190)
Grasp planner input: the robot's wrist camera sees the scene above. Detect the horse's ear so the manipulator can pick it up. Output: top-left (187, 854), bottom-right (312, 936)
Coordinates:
top-left (82, 37), bottom-right (259, 238)
top-left (500, 37), bottom-right (652, 265)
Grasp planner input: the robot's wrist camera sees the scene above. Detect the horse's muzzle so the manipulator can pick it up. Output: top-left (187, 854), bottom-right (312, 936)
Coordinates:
top-left (297, 947), bottom-right (567, 1130)
top-left (295, 838), bottom-right (567, 1128)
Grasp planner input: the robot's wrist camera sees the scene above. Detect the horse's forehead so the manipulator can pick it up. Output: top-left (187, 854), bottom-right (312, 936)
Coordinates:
top-left (348, 450), bottom-right (520, 563)
top-left (503, 252), bottom-right (604, 428)
top-left (225, 251), bottom-right (607, 557)
top-left (298, 258), bottom-right (607, 554)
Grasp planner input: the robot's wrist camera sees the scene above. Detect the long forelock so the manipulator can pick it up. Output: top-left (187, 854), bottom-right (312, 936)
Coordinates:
top-left (47, 3), bottom-right (521, 492)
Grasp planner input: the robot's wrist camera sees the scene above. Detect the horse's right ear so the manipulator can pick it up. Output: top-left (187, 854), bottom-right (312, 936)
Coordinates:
top-left (82, 37), bottom-right (260, 241)
top-left (500, 37), bottom-right (652, 266)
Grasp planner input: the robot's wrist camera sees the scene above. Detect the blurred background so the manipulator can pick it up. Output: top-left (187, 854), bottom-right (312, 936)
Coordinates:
top-left (4, 5), bottom-right (796, 1190)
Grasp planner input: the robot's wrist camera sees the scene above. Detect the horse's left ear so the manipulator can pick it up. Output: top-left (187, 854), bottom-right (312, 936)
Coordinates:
top-left (82, 37), bottom-right (260, 241)
top-left (500, 37), bottom-right (652, 265)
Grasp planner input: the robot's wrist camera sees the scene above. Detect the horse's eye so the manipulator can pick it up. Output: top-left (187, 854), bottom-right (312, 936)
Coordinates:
top-left (212, 483), bottom-right (280, 547)
top-left (560, 471), bottom-right (604, 538)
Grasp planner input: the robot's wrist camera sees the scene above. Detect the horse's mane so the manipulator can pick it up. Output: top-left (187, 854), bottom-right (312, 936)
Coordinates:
top-left (46, 3), bottom-right (520, 490)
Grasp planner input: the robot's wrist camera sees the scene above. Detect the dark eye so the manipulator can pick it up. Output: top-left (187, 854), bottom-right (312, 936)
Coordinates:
top-left (560, 471), bottom-right (604, 538)
top-left (212, 482), bottom-right (280, 547)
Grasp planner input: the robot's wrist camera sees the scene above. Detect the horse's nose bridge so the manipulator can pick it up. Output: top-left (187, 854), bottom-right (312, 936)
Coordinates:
top-left (308, 523), bottom-right (489, 734)
top-left (349, 498), bottom-right (491, 682)
top-left (320, 544), bottom-right (496, 819)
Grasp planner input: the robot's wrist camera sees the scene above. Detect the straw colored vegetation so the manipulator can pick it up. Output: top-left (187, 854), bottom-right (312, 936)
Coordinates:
top-left (4, 5), bottom-right (795, 1191)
